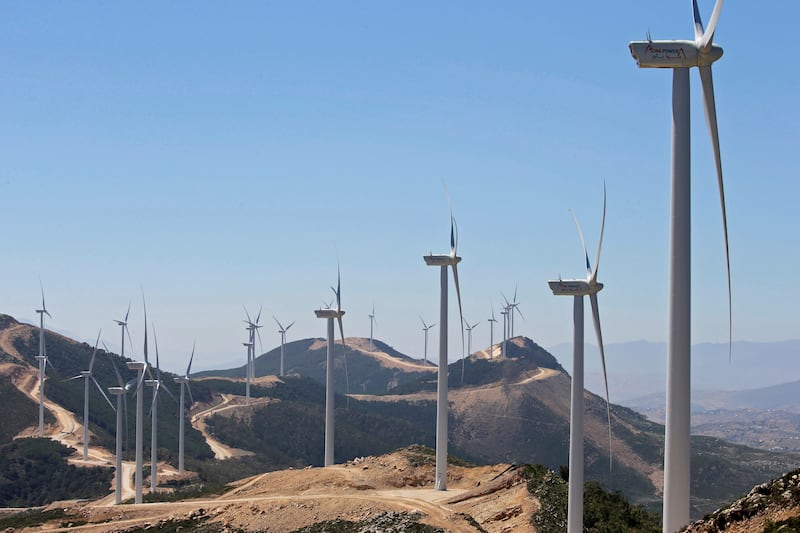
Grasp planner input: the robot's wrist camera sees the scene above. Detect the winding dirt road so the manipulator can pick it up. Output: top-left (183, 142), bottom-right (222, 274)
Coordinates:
top-left (190, 394), bottom-right (262, 459)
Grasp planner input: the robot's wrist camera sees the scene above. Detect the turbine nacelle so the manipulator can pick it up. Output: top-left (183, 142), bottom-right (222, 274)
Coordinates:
top-left (423, 254), bottom-right (462, 267)
top-left (314, 308), bottom-right (345, 319)
top-left (629, 40), bottom-right (723, 69)
top-left (548, 280), bottom-right (604, 297)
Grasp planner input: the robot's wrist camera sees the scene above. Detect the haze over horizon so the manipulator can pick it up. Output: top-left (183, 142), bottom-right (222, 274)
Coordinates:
top-left (2, 2), bottom-right (797, 375)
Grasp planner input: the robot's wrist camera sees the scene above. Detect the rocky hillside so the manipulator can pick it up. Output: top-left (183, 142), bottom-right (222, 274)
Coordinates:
top-left (684, 467), bottom-right (800, 532)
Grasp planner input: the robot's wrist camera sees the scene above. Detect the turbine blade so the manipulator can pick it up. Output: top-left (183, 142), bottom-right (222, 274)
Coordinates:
top-left (515, 306), bottom-right (525, 320)
top-left (419, 315), bottom-right (426, 329)
top-left (186, 381), bottom-right (194, 405)
top-left (692, 0), bottom-right (705, 42)
top-left (153, 324), bottom-right (161, 382)
top-left (700, 0), bottom-right (724, 50)
top-left (430, 322), bottom-right (437, 329)
top-left (124, 301), bottom-right (131, 323)
top-left (336, 263), bottom-right (342, 311)
top-left (161, 381), bottom-right (177, 403)
top-left (590, 293), bottom-right (613, 470)
top-left (570, 209), bottom-right (592, 277)
top-left (513, 284), bottom-right (518, 303)
top-left (88, 329), bottom-right (102, 373)
top-left (451, 263), bottom-right (466, 380)
top-left (592, 182), bottom-right (607, 282)
top-left (92, 375), bottom-right (115, 410)
top-left (699, 65), bottom-right (732, 362)
top-left (286, 321), bottom-right (295, 331)
top-left (450, 215), bottom-right (456, 256)
top-left (255, 305), bottom-right (262, 325)
top-left (104, 342), bottom-right (125, 388)
top-left (66, 374), bottom-right (84, 381)
top-left (243, 305), bottom-right (252, 325)
top-left (272, 316), bottom-right (284, 330)
top-left (501, 292), bottom-right (510, 307)
top-left (141, 290), bottom-right (149, 367)
top-left (40, 280), bottom-right (46, 311)
top-left (186, 341), bottom-right (195, 377)
top-left (337, 315), bottom-right (350, 402)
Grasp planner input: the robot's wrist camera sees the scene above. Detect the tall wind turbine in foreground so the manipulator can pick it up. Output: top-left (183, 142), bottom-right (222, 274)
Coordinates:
top-left (418, 316), bottom-right (436, 367)
top-left (487, 309), bottom-right (497, 358)
top-left (423, 211), bottom-right (465, 490)
top-left (175, 342), bottom-right (195, 475)
top-left (67, 330), bottom-right (114, 461)
top-left (127, 293), bottom-right (150, 503)
top-left (314, 265), bottom-right (348, 467)
top-left (629, 2), bottom-right (731, 530)
top-left (35, 284), bottom-right (52, 437)
top-left (273, 317), bottom-right (294, 377)
top-left (548, 187), bottom-right (612, 533)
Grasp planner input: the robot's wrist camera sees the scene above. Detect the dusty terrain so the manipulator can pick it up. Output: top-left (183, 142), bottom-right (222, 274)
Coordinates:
top-left (14, 448), bottom-right (538, 532)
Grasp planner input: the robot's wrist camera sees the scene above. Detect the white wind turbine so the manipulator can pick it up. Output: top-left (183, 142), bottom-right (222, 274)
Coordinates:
top-left (35, 283), bottom-right (53, 437)
top-left (273, 316), bottom-right (295, 377)
top-left (368, 304), bottom-right (377, 349)
top-left (465, 320), bottom-right (479, 358)
top-left (314, 265), bottom-right (349, 467)
top-left (548, 186), bottom-right (612, 533)
top-left (243, 307), bottom-right (263, 403)
top-left (500, 306), bottom-right (509, 357)
top-left (423, 210), bottom-right (465, 491)
top-left (126, 293), bottom-right (151, 504)
top-left (67, 330), bottom-right (114, 461)
top-left (106, 342), bottom-right (130, 505)
top-left (114, 303), bottom-right (132, 361)
top-left (418, 316), bottom-right (436, 367)
top-left (504, 287), bottom-right (524, 338)
top-left (146, 326), bottom-right (176, 494)
top-left (487, 309), bottom-right (497, 358)
top-left (629, 2), bottom-right (732, 530)
top-left (175, 342), bottom-right (195, 475)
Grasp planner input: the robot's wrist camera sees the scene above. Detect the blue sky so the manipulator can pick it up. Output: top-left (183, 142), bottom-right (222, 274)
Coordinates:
top-left (1, 2), bottom-right (797, 374)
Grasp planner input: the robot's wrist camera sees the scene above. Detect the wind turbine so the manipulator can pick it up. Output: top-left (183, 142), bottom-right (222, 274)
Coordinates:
top-left (243, 307), bottom-right (263, 403)
top-left (548, 186), bottom-right (612, 533)
top-left (242, 339), bottom-right (253, 404)
top-left (175, 342), bottom-right (195, 475)
top-left (114, 303), bottom-right (132, 360)
top-left (126, 292), bottom-right (151, 504)
top-left (500, 306), bottom-right (509, 357)
top-left (314, 264), bottom-right (348, 467)
top-left (368, 304), bottom-right (377, 349)
top-left (273, 316), bottom-right (295, 377)
top-left (423, 209), bottom-right (465, 490)
top-left (106, 343), bottom-right (129, 505)
top-left (465, 320), bottom-right (479, 358)
top-left (146, 325), bottom-right (176, 494)
top-left (35, 283), bottom-right (53, 437)
top-left (629, 2), bottom-right (732, 530)
top-left (67, 330), bottom-right (114, 461)
top-left (509, 287), bottom-right (524, 338)
top-left (487, 309), bottom-right (497, 358)
top-left (418, 316), bottom-right (436, 367)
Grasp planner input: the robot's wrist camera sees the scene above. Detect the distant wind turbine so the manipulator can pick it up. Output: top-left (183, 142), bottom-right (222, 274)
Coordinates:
top-left (126, 291), bottom-right (151, 504)
top-left (146, 325), bottom-right (176, 494)
top-left (368, 303), bottom-right (377, 349)
top-left (243, 306), bottom-right (263, 403)
top-left (418, 316), bottom-right (436, 367)
top-left (66, 330), bottom-right (114, 461)
top-left (106, 343), bottom-right (129, 505)
top-left (465, 320), bottom-right (479, 357)
top-left (423, 207), bottom-right (465, 491)
top-left (314, 263), bottom-right (349, 467)
top-left (548, 186), bottom-right (612, 533)
top-left (500, 306), bottom-right (509, 358)
top-left (487, 309), bottom-right (497, 359)
top-left (502, 288), bottom-right (524, 338)
top-left (35, 283), bottom-right (53, 437)
top-left (174, 342), bottom-right (195, 475)
top-left (273, 316), bottom-right (295, 377)
top-left (629, 1), bottom-right (732, 529)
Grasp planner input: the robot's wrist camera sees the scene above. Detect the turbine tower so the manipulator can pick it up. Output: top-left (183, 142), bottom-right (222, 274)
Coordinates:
top-left (503, 286), bottom-right (524, 338)
top-left (423, 210), bottom-right (465, 491)
top-left (67, 330), bottom-right (114, 461)
top-left (418, 316), bottom-right (436, 367)
top-left (35, 283), bottom-right (52, 437)
top-left (314, 265), bottom-right (348, 467)
top-left (629, 2), bottom-right (731, 530)
top-left (487, 309), bottom-right (497, 358)
top-left (500, 306), bottom-right (509, 357)
top-left (273, 316), bottom-right (295, 377)
top-left (548, 186), bottom-right (612, 533)
top-left (175, 342), bottom-right (195, 475)
top-left (243, 307), bottom-right (263, 403)
top-left (242, 339), bottom-right (253, 404)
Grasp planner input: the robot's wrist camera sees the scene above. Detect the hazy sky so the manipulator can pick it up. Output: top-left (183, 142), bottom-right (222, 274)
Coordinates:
top-left (1, 2), bottom-right (797, 374)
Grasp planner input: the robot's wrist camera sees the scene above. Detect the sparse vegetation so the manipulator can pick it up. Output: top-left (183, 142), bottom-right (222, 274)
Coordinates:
top-left (290, 511), bottom-right (446, 533)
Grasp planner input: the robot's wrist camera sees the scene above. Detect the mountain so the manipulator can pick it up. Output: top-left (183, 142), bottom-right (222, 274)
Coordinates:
top-left (195, 336), bottom-right (436, 395)
top-left (549, 340), bottom-right (800, 402)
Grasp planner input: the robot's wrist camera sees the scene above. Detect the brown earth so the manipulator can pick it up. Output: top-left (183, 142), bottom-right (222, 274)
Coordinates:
top-left (12, 448), bottom-right (539, 532)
